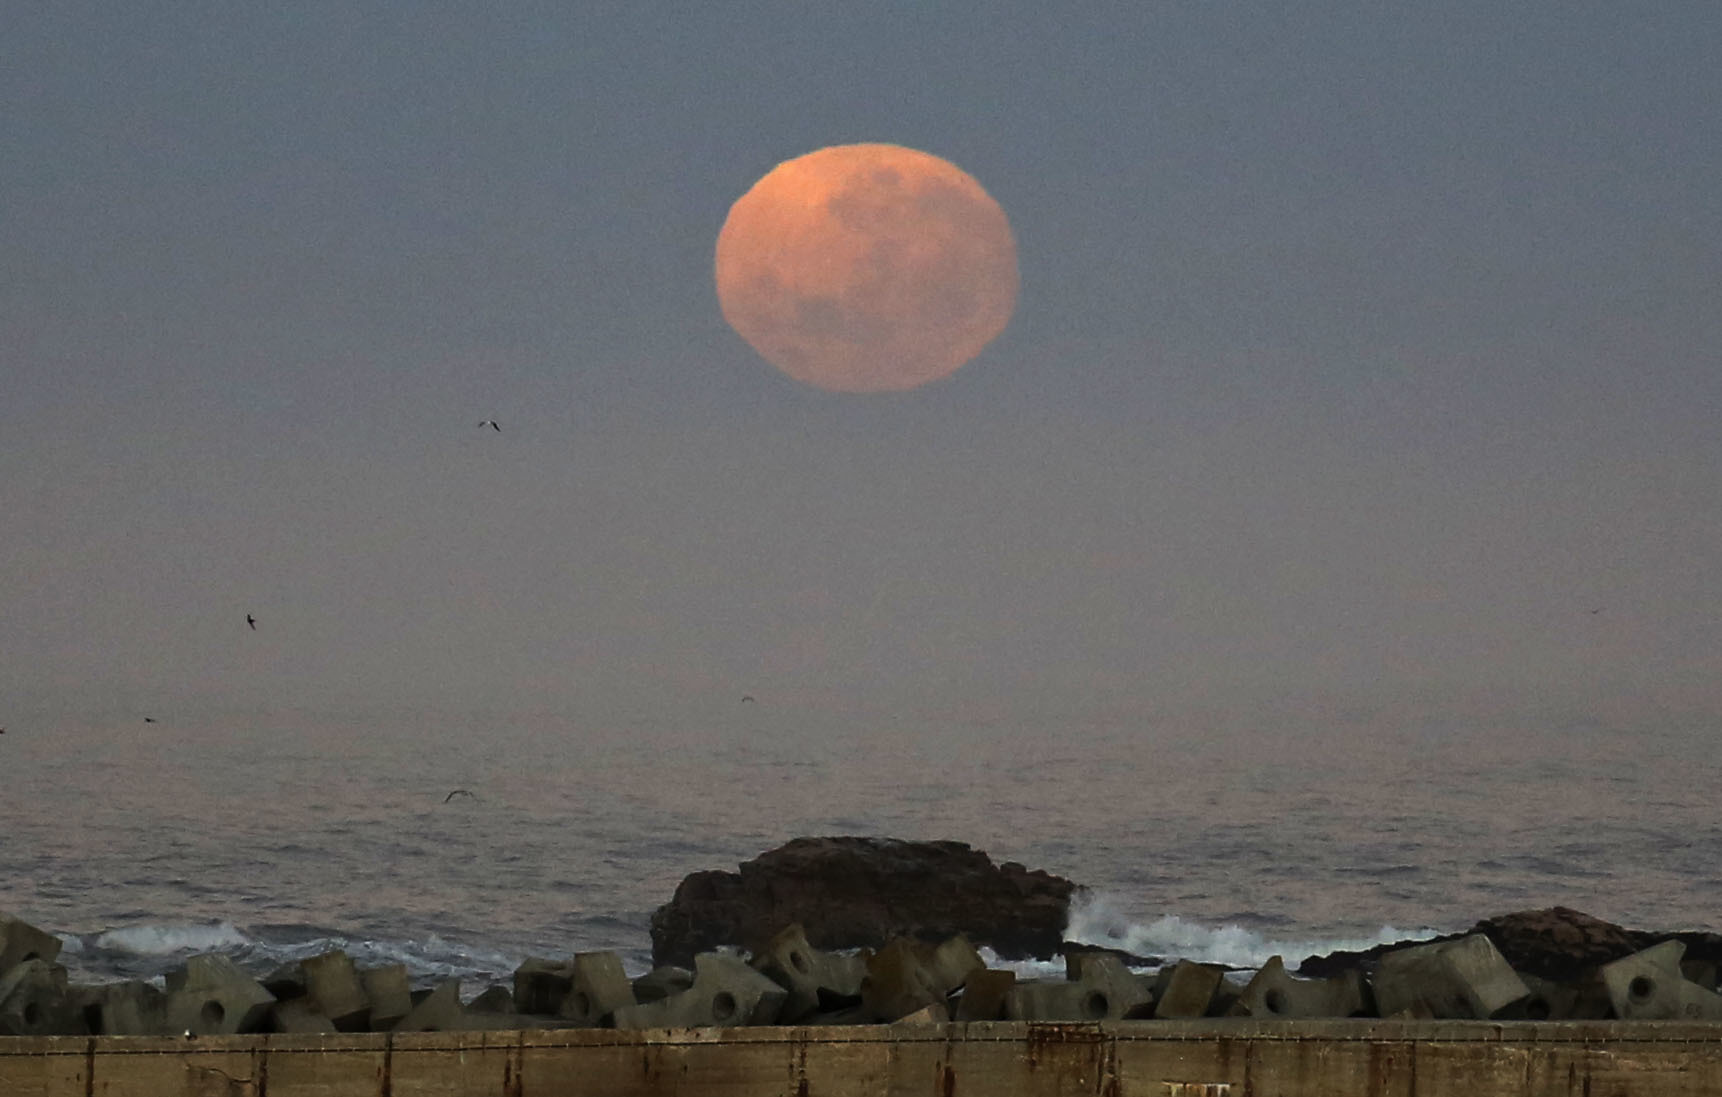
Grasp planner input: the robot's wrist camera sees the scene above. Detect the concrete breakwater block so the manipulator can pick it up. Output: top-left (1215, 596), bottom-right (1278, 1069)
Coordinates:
top-left (0, 959), bottom-right (82, 1036)
top-left (955, 968), bottom-right (1017, 1021)
top-left (1153, 960), bottom-right (1225, 1019)
top-left (612, 952), bottom-right (786, 1029)
top-left (859, 935), bottom-right (984, 1021)
top-left (559, 952), bottom-right (636, 1026)
top-left (1229, 955), bottom-right (1365, 1019)
top-left (361, 964), bottom-right (413, 1029)
top-left (1601, 940), bottom-right (1722, 1021)
top-left (261, 961), bottom-right (307, 1001)
top-left (927, 936), bottom-right (985, 995)
top-left (270, 997), bottom-right (337, 1033)
top-left (301, 949), bottom-right (371, 1031)
top-left (632, 965), bottom-right (694, 1004)
top-left (85, 979), bottom-right (168, 1035)
top-left (163, 954), bottom-right (275, 1036)
top-left (1006, 954), bottom-right (1151, 1021)
top-left (0, 913), bottom-right (63, 974)
top-left (859, 938), bottom-right (945, 1021)
top-left (466, 985), bottom-right (515, 1014)
top-left (1372, 933), bottom-right (1529, 1019)
top-left (513, 957), bottom-right (573, 1014)
top-left (751, 923), bottom-right (867, 1022)
top-left (394, 979), bottom-right (464, 1032)
top-left (891, 1001), bottom-right (950, 1024)
top-left (1500, 972), bottom-right (1612, 1021)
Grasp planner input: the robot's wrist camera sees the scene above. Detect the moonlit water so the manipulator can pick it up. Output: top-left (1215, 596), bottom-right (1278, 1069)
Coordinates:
top-left (4, 700), bottom-right (1717, 987)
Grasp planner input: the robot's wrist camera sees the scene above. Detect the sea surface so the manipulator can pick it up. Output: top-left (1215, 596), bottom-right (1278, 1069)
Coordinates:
top-left (3, 700), bottom-right (1717, 988)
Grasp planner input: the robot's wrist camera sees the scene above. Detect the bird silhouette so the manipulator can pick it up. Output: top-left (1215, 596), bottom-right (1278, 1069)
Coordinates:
top-left (443, 789), bottom-right (478, 803)
top-left (246, 614), bottom-right (257, 630)
top-left (478, 419), bottom-right (501, 432)
top-left (741, 695), bottom-right (755, 703)
top-left (143, 717), bottom-right (157, 724)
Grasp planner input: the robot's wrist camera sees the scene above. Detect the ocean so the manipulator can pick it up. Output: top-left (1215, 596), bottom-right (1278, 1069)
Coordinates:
top-left (3, 699), bottom-right (1717, 988)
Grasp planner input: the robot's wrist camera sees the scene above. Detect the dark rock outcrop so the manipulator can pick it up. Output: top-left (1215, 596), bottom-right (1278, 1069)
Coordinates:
top-left (649, 837), bottom-right (1079, 967)
top-left (1298, 906), bottom-right (1722, 983)
top-left (1472, 907), bottom-right (1643, 981)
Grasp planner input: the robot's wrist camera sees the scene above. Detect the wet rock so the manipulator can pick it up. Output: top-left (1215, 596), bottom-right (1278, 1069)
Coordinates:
top-left (1472, 907), bottom-right (1642, 982)
top-left (650, 837), bottom-right (1078, 966)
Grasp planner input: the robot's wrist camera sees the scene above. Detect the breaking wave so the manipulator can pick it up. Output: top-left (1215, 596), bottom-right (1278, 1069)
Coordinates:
top-left (59, 921), bottom-right (542, 987)
top-left (1062, 892), bottom-right (1441, 970)
top-left (91, 922), bottom-right (253, 956)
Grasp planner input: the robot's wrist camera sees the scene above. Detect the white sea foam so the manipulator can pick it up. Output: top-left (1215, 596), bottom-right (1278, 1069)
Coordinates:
top-left (1063, 892), bottom-right (1442, 970)
top-left (92, 922), bottom-right (254, 955)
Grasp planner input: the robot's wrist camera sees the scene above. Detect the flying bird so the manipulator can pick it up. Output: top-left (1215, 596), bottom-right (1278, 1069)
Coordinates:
top-left (478, 419), bottom-right (501, 432)
top-left (443, 789), bottom-right (478, 803)
top-left (143, 717), bottom-right (157, 724)
top-left (741, 695), bottom-right (755, 703)
top-left (246, 614), bottom-right (257, 630)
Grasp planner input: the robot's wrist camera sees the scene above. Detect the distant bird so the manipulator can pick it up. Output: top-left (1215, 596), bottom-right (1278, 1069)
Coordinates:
top-left (443, 789), bottom-right (478, 803)
top-left (478, 419), bottom-right (501, 432)
top-left (143, 717), bottom-right (157, 724)
top-left (1589, 607), bottom-right (1604, 615)
top-left (0, 727), bottom-right (6, 735)
top-left (740, 695), bottom-right (755, 703)
top-left (246, 614), bottom-right (257, 630)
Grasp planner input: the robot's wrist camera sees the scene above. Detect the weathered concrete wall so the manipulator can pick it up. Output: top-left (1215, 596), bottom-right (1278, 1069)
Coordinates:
top-left (3, 1019), bottom-right (1721, 1096)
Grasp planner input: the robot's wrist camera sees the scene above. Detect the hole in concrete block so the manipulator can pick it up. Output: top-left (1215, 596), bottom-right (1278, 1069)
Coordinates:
top-left (1525, 997), bottom-right (1551, 1020)
top-left (789, 950), bottom-right (810, 975)
top-left (201, 1000), bottom-right (225, 1027)
top-left (1629, 976), bottom-right (1656, 1003)
top-left (22, 1002), bottom-right (41, 1027)
top-left (1082, 991), bottom-right (1109, 1020)
top-left (23, 952), bottom-right (41, 963)
top-left (83, 1003), bottom-right (105, 1034)
top-left (571, 992), bottom-right (592, 1019)
top-left (1263, 989), bottom-right (1287, 1015)
top-left (711, 991), bottom-right (738, 1022)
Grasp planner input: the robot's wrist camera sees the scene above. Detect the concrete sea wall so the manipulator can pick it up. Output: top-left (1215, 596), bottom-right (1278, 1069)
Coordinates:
top-left (5, 1020), bottom-right (1722, 1096)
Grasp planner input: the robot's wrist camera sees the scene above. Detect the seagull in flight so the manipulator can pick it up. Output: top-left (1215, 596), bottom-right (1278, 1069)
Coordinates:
top-left (246, 614), bottom-right (257, 630)
top-left (741, 695), bottom-right (755, 703)
top-left (143, 717), bottom-right (157, 724)
top-left (443, 789), bottom-right (479, 803)
top-left (478, 419), bottom-right (501, 432)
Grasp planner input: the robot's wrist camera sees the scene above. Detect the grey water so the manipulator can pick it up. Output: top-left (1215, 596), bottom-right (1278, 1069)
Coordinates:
top-left (2, 699), bottom-right (1717, 985)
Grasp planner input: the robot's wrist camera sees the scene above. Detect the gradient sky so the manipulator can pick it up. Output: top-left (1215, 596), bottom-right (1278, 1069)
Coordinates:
top-left (5, 3), bottom-right (1719, 726)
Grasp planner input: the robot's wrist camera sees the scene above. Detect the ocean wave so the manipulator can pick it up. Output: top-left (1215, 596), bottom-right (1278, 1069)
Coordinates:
top-left (58, 920), bottom-right (579, 987)
top-left (91, 922), bottom-right (254, 956)
top-left (1063, 892), bottom-right (1441, 970)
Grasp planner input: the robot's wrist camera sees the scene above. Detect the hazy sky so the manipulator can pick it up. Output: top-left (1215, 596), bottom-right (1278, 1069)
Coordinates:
top-left (5, 3), bottom-right (1719, 725)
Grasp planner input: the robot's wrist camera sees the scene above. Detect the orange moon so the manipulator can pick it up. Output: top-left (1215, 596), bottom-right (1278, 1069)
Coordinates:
top-left (715, 143), bottom-right (1018, 393)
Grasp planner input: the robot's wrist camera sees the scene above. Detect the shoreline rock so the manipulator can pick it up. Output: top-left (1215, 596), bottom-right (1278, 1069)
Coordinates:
top-left (1298, 906), bottom-right (1722, 983)
top-left (649, 837), bottom-right (1079, 967)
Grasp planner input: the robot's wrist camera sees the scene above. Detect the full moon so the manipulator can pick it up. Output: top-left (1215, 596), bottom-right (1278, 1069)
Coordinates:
top-left (715, 143), bottom-right (1018, 393)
